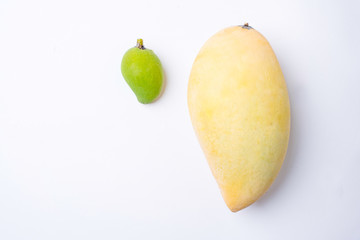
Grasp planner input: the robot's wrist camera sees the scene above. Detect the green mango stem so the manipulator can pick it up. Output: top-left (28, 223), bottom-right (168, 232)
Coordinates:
top-left (136, 39), bottom-right (144, 49)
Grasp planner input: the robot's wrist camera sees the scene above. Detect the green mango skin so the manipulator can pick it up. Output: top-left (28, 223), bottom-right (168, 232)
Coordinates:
top-left (121, 46), bottom-right (164, 104)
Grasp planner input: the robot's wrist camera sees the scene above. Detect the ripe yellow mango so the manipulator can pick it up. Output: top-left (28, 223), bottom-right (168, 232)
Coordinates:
top-left (188, 25), bottom-right (290, 212)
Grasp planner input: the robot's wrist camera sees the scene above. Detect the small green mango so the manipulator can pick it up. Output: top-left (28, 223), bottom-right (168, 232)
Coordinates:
top-left (121, 39), bottom-right (164, 104)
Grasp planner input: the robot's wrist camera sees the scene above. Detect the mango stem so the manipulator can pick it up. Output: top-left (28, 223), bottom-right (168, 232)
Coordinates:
top-left (136, 39), bottom-right (144, 49)
top-left (241, 23), bottom-right (253, 30)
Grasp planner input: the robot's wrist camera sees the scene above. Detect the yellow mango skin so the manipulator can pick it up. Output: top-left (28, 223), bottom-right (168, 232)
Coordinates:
top-left (188, 26), bottom-right (290, 212)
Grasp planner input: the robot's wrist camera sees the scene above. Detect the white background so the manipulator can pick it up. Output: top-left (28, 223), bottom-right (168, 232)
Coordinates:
top-left (0, 0), bottom-right (359, 239)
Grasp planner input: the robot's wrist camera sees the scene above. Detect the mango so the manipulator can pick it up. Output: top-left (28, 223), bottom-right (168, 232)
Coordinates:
top-left (187, 24), bottom-right (290, 212)
top-left (121, 39), bottom-right (164, 104)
